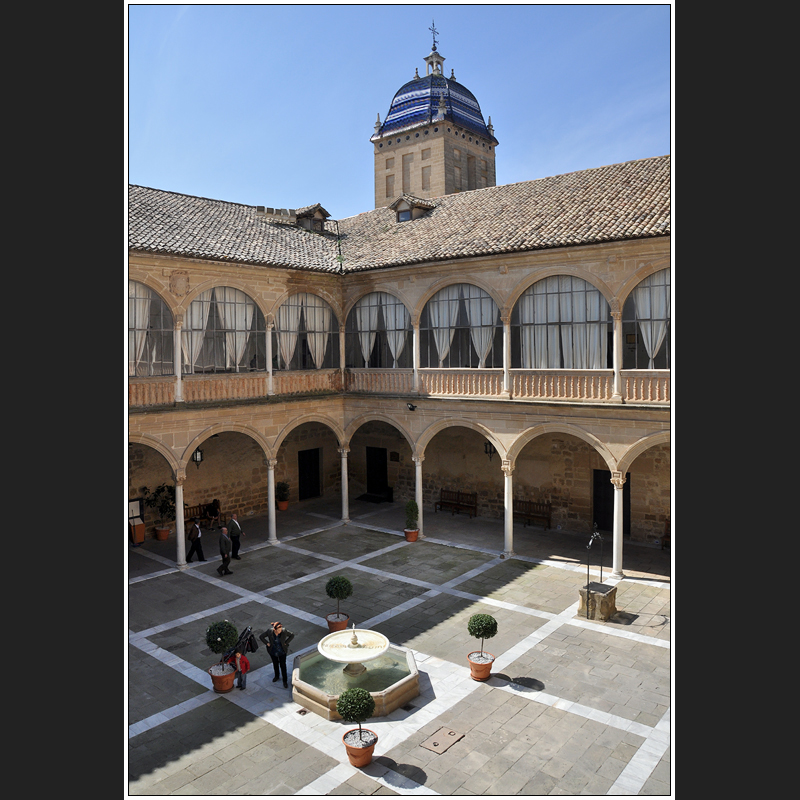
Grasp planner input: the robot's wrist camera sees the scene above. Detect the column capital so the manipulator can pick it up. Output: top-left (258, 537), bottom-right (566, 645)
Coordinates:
top-left (611, 471), bottom-right (626, 489)
top-left (610, 310), bottom-right (622, 321)
top-left (174, 469), bottom-right (187, 485)
top-left (412, 454), bottom-right (425, 465)
top-left (338, 447), bottom-right (350, 457)
top-left (502, 459), bottom-right (514, 476)
top-left (267, 458), bottom-right (278, 470)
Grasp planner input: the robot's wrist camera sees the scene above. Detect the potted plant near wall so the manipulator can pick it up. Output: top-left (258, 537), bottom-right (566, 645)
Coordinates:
top-left (141, 483), bottom-right (176, 541)
top-left (467, 613), bottom-right (498, 681)
top-left (276, 481), bottom-right (290, 511)
top-left (325, 575), bottom-right (352, 632)
top-left (403, 499), bottom-right (419, 542)
top-left (205, 619), bottom-right (239, 693)
top-left (337, 687), bottom-right (378, 768)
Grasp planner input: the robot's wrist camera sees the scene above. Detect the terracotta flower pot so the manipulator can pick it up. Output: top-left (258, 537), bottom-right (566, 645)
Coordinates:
top-left (326, 613), bottom-right (350, 632)
top-left (155, 526), bottom-right (170, 541)
top-left (277, 500), bottom-right (289, 511)
top-left (403, 528), bottom-right (419, 542)
top-left (343, 728), bottom-right (378, 768)
top-left (208, 663), bottom-right (236, 693)
top-left (467, 651), bottom-right (495, 682)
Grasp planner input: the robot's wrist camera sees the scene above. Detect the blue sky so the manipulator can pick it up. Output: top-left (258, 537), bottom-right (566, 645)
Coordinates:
top-left (127, 3), bottom-right (672, 221)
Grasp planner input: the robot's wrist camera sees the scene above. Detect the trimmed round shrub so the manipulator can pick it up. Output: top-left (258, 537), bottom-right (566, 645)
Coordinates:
top-left (205, 620), bottom-right (239, 655)
top-left (467, 613), bottom-right (498, 656)
top-left (325, 575), bottom-right (353, 615)
top-left (337, 687), bottom-right (375, 737)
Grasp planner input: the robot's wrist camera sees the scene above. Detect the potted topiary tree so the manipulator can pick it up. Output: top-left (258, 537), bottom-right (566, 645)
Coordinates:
top-left (276, 481), bottom-right (290, 511)
top-left (325, 575), bottom-right (353, 632)
top-left (467, 613), bottom-right (498, 681)
top-left (141, 483), bottom-right (176, 540)
top-left (205, 619), bottom-right (239, 693)
top-left (403, 499), bottom-right (419, 542)
top-left (337, 687), bottom-right (378, 768)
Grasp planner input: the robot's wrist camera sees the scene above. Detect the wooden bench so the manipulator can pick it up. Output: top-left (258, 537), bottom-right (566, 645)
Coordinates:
top-left (184, 502), bottom-right (224, 530)
top-left (434, 488), bottom-right (478, 518)
top-left (513, 499), bottom-right (552, 529)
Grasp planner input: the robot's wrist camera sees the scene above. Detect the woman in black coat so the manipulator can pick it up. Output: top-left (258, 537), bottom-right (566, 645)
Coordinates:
top-left (259, 621), bottom-right (295, 688)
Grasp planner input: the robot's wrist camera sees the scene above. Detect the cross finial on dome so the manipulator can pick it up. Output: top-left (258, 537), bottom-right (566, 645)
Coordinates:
top-left (429, 19), bottom-right (439, 51)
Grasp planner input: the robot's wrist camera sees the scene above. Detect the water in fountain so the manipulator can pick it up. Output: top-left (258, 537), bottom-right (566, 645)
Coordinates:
top-left (298, 646), bottom-right (411, 695)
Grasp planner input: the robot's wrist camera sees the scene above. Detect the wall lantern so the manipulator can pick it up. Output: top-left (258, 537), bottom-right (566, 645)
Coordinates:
top-left (484, 441), bottom-right (496, 461)
top-left (191, 448), bottom-right (204, 468)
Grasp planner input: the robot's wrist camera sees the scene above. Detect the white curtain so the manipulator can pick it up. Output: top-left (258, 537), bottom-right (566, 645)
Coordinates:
top-left (585, 287), bottom-right (608, 369)
top-left (559, 277), bottom-right (576, 369)
top-left (518, 289), bottom-right (536, 369)
top-left (354, 294), bottom-right (380, 367)
top-left (181, 289), bottom-right (212, 373)
top-left (463, 285), bottom-right (497, 368)
top-left (428, 285), bottom-right (461, 367)
top-left (129, 280), bottom-right (151, 376)
top-left (381, 292), bottom-right (410, 368)
top-left (216, 287), bottom-right (254, 371)
top-left (303, 293), bottom-right (331, 369)
top-left (277, 298), bottom-right (301, 368)
top-left (634, 270), bottom-right (670, 368)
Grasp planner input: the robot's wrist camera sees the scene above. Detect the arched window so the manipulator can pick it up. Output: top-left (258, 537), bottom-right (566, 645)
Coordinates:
top-left (420, 284), bottom-right (501, 368)
top-left (128, 280), bottom-right (174, 376)
top-left (512, 276), bottom-right (611, 369)
top-left (273, 293), bottom-right (340, 370)
top-left (623, 269), bottom-right (670, 369)
top-left (345, 292), bottom-right (412, 368)
top-left (182, 287), bottom-right (266, 374)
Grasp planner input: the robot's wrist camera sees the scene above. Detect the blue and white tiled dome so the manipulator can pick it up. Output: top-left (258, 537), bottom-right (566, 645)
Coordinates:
top-left (372, 48), bottom-right (497, 143)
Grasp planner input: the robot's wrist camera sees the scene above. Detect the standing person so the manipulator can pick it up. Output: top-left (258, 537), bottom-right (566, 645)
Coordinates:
top-left (226, 644), bottom-right (250, 690)
top-left (228, 512), bottom-right (245, 560)
top-left (205, 499), bottom-right (221, 529)
top-left (217, 526), bottom-right (233, 576)
top-left (259, 621), bottom-right (295, 688)
top-left (186, 518), bottom-right (206, 562)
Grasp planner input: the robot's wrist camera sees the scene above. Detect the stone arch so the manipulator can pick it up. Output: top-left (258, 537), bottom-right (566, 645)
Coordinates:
top-left (506, 267), bottom-right (616, 317)
top-left (177, 279), bottom-right (269, 322)
top-left (507, 423), bottom-right (616, 472)
top-left (617, 256), bottom-right (671, 308)
top-left (269, 288), bottom-right (343, 327)
top-left (616, 430), bottom-right (671, 476)
top-left (417, 276), bottom-right (504, 320)
top-left (343, 288), bottom-right (414, 322)
top-left (273, 412), bottom-right (346, 451)
top-left (416, 417), bottom-right (505, 460)
top-left (344, 413), bottom-right (415, 451)
top-left (182, 423), bottom-right (272, 469)
top-left (128, 432), bottom-right (179, 474)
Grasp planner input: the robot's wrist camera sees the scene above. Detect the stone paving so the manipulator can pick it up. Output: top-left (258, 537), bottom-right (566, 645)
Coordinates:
top-left (128, 497), bottom-right (671, 795)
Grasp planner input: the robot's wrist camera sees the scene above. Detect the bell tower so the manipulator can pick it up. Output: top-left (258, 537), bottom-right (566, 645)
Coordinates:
top-left (370, 24), bottom-right (498, 208)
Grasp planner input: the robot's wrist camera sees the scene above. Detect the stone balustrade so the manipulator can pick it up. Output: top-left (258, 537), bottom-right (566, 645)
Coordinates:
top-left (129, 367), bottom-right (669, 407)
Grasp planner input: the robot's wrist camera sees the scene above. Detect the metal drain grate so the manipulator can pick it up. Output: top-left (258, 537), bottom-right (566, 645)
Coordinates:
top-left (420, 727), bottom-right (464, 754)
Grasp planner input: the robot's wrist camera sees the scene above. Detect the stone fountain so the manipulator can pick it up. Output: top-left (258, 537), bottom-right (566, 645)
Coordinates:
top-left (292, 625), bottom-right (420, 720)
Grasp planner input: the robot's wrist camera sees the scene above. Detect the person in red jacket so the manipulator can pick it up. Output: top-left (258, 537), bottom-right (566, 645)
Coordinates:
top-left (227, 645), bottom-right (250, 690)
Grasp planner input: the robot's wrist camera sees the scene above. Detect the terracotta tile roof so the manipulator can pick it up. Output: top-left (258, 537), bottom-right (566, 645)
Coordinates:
top-left (129, 155), bottom-right (669, 273)
top-left (128, 186), bottom-right (340, 272)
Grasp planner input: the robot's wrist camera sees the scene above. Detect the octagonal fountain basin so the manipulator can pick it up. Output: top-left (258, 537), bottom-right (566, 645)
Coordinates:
top-left (292, 630), bottom-right (419, 720)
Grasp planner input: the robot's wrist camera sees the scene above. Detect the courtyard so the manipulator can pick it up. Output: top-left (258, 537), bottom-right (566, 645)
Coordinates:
top-left (127, 497), bottom-right (671, 795)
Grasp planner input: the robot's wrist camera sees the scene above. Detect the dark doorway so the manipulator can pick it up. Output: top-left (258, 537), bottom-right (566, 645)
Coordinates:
top-left (298, 448), bottom-right (321, 500)
top-left (592, 469), bottom-right (630, 536)
top-left (364, 446), bottom-right (392, 502)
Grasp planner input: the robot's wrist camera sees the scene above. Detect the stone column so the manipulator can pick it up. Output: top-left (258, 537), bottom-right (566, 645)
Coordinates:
top-left (611, 310), bottom-right (623, 402)
top-left (267, 459), bottom-right (278, 543)
top-left (611, 471), bottom-right (626, 578)
top-left (339, 447), bottom-right (350, 523)
top-left (174, 317), bottom-right (183, 402)
top-left (266, 321), bottom-right (274, 395)
top-left (502, 314), bottom-right (511, 396)
top-left (412, 321), bottom-right (420, 393)
top-left (175, 471), bottom-right (186, 566)
top-left (502, 460), bottom-right (514, 557)
top-left (413, 454), bottom-right (425, 538)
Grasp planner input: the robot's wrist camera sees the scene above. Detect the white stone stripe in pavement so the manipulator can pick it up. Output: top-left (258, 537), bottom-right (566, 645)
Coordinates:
top-left (607, 709), bottom-right (670, 794)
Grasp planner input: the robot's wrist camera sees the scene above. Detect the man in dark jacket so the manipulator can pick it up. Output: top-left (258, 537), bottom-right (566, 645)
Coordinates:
top-left (260, 621), bottom-right (295, 687)
top-left (217, 527), bottom-right (233, 576)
